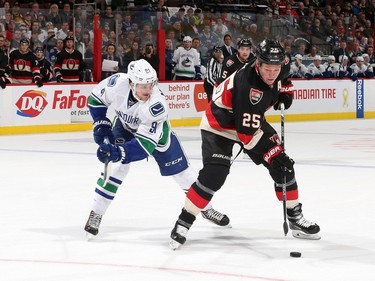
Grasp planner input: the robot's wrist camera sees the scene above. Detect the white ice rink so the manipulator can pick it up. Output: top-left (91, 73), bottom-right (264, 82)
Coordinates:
top-left (0, 119), bottom-right (374, 281)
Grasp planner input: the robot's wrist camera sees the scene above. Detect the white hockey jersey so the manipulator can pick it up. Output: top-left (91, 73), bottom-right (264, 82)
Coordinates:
top-left (172, 47), bottom-right (200, 78)
top-left (89, 73), bottom-right (170, 154)
top-left (306, 63), bottom-right (324, 77)
top-left (289, 62), bottom-right (308, 78)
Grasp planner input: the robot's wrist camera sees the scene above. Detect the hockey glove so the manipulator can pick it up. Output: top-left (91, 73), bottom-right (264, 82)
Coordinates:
top-left (305, 73), bottom-right (313, 80)
top-left (274, 81), bottom-right (294, 110)
top-left (56, 75), bottom-right (64, 83)
top-left (269, 151), bottom-right (295, 173)
top-left (93, 117), bottom-right (115, 145)
top-left (0, 77), bottom-right (6, 89)
top-left (35, 77), bottom-right (43, 88)
top-left (97, 143), bottom-right (126, 164)
top-left (350, 73), bottom-right (357, 81)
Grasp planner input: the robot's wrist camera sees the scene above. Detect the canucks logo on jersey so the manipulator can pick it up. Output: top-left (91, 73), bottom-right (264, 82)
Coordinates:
top-left (150, 102), bottom-right (165, 117)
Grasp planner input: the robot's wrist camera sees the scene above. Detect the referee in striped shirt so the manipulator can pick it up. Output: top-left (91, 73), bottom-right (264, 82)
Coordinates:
top-left (204, 46), bottom-right (224, 101)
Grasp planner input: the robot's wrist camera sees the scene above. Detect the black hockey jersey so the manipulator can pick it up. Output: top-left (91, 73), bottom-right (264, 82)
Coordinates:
top-left (217, 53), bottom-right (253, 84)
top-left (8, 49), bottom-right (41, 84)
top-left (54, 48), bottom-right (85, 82)
top-left (202, 57), bottom-right (289, 146)
top-left (36, 58), bottom-right (53, 82)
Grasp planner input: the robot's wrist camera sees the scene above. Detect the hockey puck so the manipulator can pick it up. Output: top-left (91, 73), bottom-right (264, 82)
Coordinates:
top-left (290, 252), bottom-right (302, 258)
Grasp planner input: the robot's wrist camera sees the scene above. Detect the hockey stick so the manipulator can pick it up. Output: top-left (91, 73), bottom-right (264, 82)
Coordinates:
top-left (280, 103), bottom-right (289, 236)
top-left (102, 137), bottom-right (110, 183)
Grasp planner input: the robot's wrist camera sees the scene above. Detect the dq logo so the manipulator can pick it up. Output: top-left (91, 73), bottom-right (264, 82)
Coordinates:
top-left (193, 83), bottom-right (207, 112)
top-left (15, 90), bottom-right (48, 117)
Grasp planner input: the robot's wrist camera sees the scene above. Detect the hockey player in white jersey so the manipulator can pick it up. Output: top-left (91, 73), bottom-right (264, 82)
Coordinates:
top-left (172, 36), bottom-right (202, 80)
top-left (288, 54), bottom-right (308, 78)
top-left (305, 55), bottom-right (324, 79)
top-left (321, 55), bottom-right (339, 78)
top-left (84, 59), bottom-right (230, 236)
top-left (350, 55), bottom-right (374, 79)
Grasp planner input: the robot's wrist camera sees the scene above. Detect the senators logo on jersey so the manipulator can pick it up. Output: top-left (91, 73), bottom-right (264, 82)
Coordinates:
top-left (249, 88), bottom-right (263, 105)
top-left (226, 59), bottom-right (234, 67)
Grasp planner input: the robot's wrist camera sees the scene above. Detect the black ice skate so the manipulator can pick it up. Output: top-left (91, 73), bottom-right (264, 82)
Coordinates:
top-left (169, 222), bottom-right (189, 250)
top-left (84, 210), bottom-right (102, 236)
top-left (201, 207), bottom-right (231, 227)
top-left (287, 203), bottom-right (321, 240)
top-left (169, 209), bottom-right (196, 250)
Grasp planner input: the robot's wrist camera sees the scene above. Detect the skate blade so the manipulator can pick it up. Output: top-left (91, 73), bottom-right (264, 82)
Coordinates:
top-left (85, 231), bottom-right (96, 241)
top-left (169, 239), bottom-right (182, 250)
top-left (292, 230), bottom-right (321, 240)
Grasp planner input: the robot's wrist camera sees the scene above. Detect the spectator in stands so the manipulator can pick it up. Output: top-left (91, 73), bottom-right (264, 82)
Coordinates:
top-left (349, 41), bottom-right (363, 64)
top-left (56, 21), bottom-right (70, 40)
top-left (311, 18), bottom-right (326, 40)
top-left (227, 16), bottom-right (240, 39)
top-left (305, 55), bottom-right (324, 79)
top-left (10, 28), bottom-right (22, 50)
top-left (305, 45), bottom-right (321, 58)
top-left (28, 21), bottom-right (47, 43)
top-left (101, 43), bottom-right (121, 80)
top-left (171, 21), bottom-right (185, 48)
top-left (123, 41), bottom-right (142, 71)
top-left (45, 4), bottom-right (62, 29)
top-left (221, 34), bottom-right (237, 59)
top-left (101, 5), bottom-right (115, 31)
top-left (165, 38), bottom-right (174, 80)
top-left (60, 2), bottom-right (73, 26)
top-left (199, 25), bottom-right (219, 58)
top-left (366, 45), bottom-right (375, 64)
top-left (170, 7), bottom-right (188, 26)
top-left (43, 28), bottom-right (57, 53)
top-left (292, 42), bottom-right (307, 57)
top-left (142, 43), bottom-right (159, 75)
top-left (122, 13), bottom-right (133, 33)
top-left (192, 37), bottom-right (206, 67)
top-left (362, 20), bottom-right (373, 39)
top-left (289, 54), bottom-right (308, 78)
top-left (30, 30), bottom-right (43, 51)
top-left (334, 38), bottom-right (352, 63)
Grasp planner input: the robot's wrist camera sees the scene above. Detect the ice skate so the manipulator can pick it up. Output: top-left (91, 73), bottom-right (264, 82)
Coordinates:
top-left (169, 222), bottom-right (189, 250)
top-left (287, 203), bottom-right (321, 240)
top-left (201, 207), bottom-right (231, 228)
top-left (84, 210), bottom-right (102, 237)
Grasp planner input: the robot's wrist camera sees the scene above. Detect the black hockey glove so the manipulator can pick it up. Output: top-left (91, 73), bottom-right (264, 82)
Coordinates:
top-left (35, 77), bottom-right (43, 88)
top-left (274, 81), bottom-right (294, 110)
top-left (93, 117), bottom-right (115, 145)
top-left (270, 152), bottom-right (295, 173)
top-left (97, 143), bottom-right (126, 164)
top-left (0, 77), bottom-right (6, 89)
top-left (56, 75), bottom-right (64, 83)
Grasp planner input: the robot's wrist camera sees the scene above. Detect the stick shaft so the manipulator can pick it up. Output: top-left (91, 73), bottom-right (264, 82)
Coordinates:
top-left (280, 103), bottom-right (289, 236)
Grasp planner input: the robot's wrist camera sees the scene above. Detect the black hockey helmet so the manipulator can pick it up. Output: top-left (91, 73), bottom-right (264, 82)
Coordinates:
top-left (237, 38), bottom-right (252, 48)
top-left (34, 47), bottom-right (43, 53)
top-left (255, 39), bottom-right (285, 65)
top-left (213, 45), bottom-right (222, 53)
top-left (64, 36), bottom-right (74, 43)
top-left (20, 38), bottom-right (29, 45)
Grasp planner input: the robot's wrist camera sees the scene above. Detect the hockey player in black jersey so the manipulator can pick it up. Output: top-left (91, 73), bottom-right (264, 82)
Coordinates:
top-left (34, 47), bottom-right (53, 82)
top-left (170, 39), bottom-right (320, 250)
top-left (54, 36), bottom-right (85, 82)
top-left (217, 38), bottom-right (253, 84)
top-left (8, 38), bottom-right (43, 87)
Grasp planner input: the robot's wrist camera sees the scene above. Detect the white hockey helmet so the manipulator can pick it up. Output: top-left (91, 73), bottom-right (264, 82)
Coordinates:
top-left (127, 59), bottom-right (158, 87)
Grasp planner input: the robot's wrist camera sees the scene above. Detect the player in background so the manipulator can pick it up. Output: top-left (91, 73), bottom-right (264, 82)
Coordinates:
top-left (172, 36), bottom-right (202, 80)
top-left (288, 54), bottom-right (308, 78)
top-left (169, 40), bottom-right (320, 250)
top-left (7, 38), bottom-right (43, 87)
top-left (84, 59), bottom-right (230, 237)
top-left (217, 38), bottom-right (253, 84)
top-left (34, 47), bottom-right (54, 82)
top-left (54, 36), bottom-right (85, 82)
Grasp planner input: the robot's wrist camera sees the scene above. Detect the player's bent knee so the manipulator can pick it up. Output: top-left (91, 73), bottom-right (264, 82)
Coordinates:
top-left (197, 164), bottom-right (229, 192)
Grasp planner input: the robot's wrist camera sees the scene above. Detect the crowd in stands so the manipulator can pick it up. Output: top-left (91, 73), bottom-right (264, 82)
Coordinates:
top-left (0, 0), bottom-right (374, 86)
